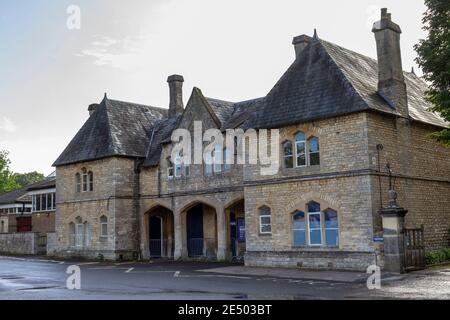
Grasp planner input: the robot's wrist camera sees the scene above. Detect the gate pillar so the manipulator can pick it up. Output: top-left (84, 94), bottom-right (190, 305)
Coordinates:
top-left (379, 189), bottom-right (408, 274)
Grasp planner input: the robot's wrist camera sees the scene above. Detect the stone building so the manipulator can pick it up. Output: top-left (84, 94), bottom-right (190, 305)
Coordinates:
top-left (52, 9), bottom-right (449, 270)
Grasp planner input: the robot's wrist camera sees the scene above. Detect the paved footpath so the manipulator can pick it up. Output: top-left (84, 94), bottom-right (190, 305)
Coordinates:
top-left (0, 256), bottom-right (449, 300)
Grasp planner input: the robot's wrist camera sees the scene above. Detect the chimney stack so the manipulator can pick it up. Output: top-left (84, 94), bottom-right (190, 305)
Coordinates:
top-left (292, 34), bottom-right (313, 59)
top-left (167, 74), bottom-right (184, 117)
top-left (88, 103), bottom-right (100, 116)
top-left (372, 8), bottom-right (408, 117)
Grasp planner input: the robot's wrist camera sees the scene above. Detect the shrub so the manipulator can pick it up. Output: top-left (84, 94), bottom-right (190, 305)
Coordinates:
top-left (425, 248), bottom-right (450, 265)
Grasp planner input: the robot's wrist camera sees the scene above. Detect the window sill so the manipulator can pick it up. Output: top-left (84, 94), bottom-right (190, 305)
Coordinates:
top-left (291, 246), bottom-right (340, 250)
top-left (259, 233), bottom-right (272, 237)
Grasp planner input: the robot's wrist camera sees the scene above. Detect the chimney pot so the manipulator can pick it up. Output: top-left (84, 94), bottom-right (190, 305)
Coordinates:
top-left (167, 74), bottom-right (184, 117)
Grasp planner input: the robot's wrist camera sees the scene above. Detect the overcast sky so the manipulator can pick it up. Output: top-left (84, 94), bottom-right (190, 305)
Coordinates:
top-left (0, 0), bottom-right (428, 175)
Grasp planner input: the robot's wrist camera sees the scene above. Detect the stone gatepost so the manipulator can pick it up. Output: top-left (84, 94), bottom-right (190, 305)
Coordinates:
top-left (379, 189), bottom-right (408, 274)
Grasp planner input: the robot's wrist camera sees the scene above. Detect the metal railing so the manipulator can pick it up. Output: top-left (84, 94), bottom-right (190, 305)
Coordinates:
top-left (188, 238), bottom-right (217, 258)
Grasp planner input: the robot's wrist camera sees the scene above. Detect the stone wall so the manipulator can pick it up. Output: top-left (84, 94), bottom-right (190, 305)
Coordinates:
top-left (367, 113), bottom-right (450, 249)
top-left (55, 157), bottom-right (139, 260)
top-left (32, 211), bottom-right (55, 235)
top-left (0, 232), bottom-right (38, 255)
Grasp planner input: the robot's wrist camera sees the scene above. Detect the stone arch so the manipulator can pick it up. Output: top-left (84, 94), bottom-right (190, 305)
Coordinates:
top-left (285, 191), bottom-right (342, 215)
top-left (178, 196), bottom-right (221, 213)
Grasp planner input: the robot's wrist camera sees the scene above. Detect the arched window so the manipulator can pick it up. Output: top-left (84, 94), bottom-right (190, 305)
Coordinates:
top-left (223, 148), bottom-right (232, 172)
top-left (307, 201), bottom-right (322, 246)
top-left (75, 217), bottom-right (83, 247)
top-left (167, 157), bottom-right (174, 179)
top-left (213, 144), bottom-right (222, 173)
top-left (324, 209), bottom-right (339, 246)
top-left (100, 216), bottom-right (108, 238)
top-left (174, 153), bottom-right (182, 178)
top-left (84, 222), bottom-right (90, 247)
top-left (283, 141), bottom-right (294, 168)
top-left (69, 222), bottom-right (76, 246)
top-left (295, 132), bottom-right (306, 167)
top-left (292, 211), bottom-right (306, 246)
top-left (259, 206), bottom-right (272, 234)
top-left (81, 168), bottom-right (88, 192)
top-left (75, 173), bottom-right (81, 193)
top-left (308, 137), bottom-right (320, 166)
top-left (204, 149), bottom-right (213, 176)
top-left (88, 171), bottom-right (94, 191)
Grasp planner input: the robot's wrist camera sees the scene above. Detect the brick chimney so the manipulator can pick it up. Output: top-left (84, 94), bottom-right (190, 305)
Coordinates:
top-left (167, 74), bottom-right (184, 117)
top-left (372, 8), bottom-right (408, 117)
top-left (292, 34), bottom-right (312, 59)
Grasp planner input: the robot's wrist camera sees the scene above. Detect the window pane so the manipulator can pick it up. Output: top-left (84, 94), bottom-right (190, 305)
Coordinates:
top-left (325, 229), bottom-right (339, 246)
top-left (310, 152), bottom-right (320, 166)
top-left (283, 142), bottom-right (293, 156)
top-left (293, 230), bottom-right (306, 246)
top-left (308, 201), bottom-right (321, 213)
top-left (52, 193), bottom-right (56, 209)
top-left (309, 213), bottom-right (321, 229)
top-left (101, 223), bottom-right (108, 237)
top-left (42, 195), bottom-right (47, 211)
top-left (310, 230), bottom-right (322, 245)
top-left (284, 156), bottom-right (294, 168)
top-left (260, 216), bottom-right (271, 225)
top-left (259, 207), bottom-right (270, 216)
top-left (309, 137), bottom-right (319, 153)
top-left (295, 132), bottom-right (305, 142)
top-left (293, 211), bottom-right (305, 229)
top-left (324, 210), bottom-right (338, 228)
top-left (82, 174), bottom-right (87, 191)
top-left (261, 224), bottom-right (271, 233)
top-left (297, 153), bottom-right (306, 166)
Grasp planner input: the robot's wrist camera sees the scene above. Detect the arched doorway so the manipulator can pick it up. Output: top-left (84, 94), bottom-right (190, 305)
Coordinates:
top-left (149, 216), bottom-right (163, 257)
top-left (184, 203), bottom-right (218, 258)
top-left (145, 206), bottom-right (174, 259)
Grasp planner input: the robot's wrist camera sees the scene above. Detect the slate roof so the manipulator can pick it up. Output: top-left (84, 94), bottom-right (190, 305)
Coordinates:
top-left (143, 116), bottom-right (181, 167)
top-left (0, 186), bottom-right (31, 205)
top-left (55, 36), bottom-right (447, 168)
top-left (26, 178), bottom-right (56, 191)
top-left (53, 97), bottom-right (167, 166)
top-left (255, 39), bottom-right (447, 129)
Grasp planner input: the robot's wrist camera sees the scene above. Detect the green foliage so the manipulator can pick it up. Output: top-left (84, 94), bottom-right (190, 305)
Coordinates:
top-left (0, 150), bottom-right (20, 193)
top-left (0, 150), bottom-right (46, 194)
top-left (425, 248), bottom-right (450, 265)
top-left (13, 171), bottom-right (45, 188)
top-left (414, 0), bottom-right (450, 146)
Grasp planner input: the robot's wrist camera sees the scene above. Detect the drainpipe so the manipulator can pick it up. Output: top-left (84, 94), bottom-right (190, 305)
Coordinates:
top-left (134, 158), bottom-right (144, 260)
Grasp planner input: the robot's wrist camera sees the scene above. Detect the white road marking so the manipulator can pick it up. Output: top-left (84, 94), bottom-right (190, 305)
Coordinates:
top-left (125, 268), bottom-right (134, 273)
top-left (174, 271), bottom-right (181, 277)
top-left (77, 262), bottom-right (99, 266)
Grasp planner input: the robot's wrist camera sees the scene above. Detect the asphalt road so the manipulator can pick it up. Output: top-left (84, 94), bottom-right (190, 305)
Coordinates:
top-left (0, 256), bottom-right (449, 300)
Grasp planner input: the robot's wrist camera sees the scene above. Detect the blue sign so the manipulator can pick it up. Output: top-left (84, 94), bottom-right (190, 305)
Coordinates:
top-left (237, 218), bottom-right (246, 242)
top-left (373, 236), bottom-right (384, 243)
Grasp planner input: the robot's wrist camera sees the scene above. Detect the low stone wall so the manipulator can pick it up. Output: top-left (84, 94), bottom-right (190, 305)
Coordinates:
top-left (244, 250), bottom-right (377, 272)
top-left (0, 232), bottom-right (39, 255)
top-left (46, 232), bottom-right (57, 256)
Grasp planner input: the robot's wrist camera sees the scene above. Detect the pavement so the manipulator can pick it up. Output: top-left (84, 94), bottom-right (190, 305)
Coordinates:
top-left (0, 255), bottom-right (449, 300)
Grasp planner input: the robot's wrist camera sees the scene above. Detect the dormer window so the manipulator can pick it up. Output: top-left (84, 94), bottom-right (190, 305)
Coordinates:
top-left (282, 132), bottom-right (320, 169)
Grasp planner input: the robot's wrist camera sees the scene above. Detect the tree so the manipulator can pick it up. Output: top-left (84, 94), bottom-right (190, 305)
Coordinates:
top-left (0, 150), bottom-right (20, 193)
top-left (414, 0), bottom-right (450, 147)
top-left (13, 171), bottom-right (45, 188)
